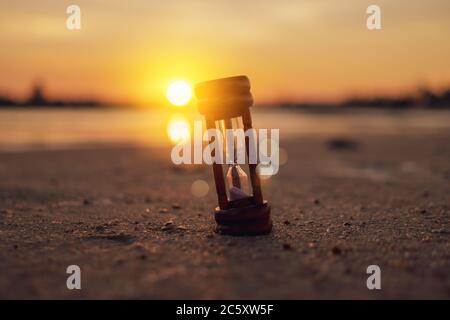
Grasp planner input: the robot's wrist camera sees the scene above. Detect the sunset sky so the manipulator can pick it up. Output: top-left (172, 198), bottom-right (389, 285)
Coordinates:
top-left (1, 0), bottom-right (450, 105)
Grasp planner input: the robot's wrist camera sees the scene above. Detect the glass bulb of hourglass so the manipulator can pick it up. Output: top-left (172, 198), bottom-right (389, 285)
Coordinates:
top-left (226, 164), bottom-right (250, 200)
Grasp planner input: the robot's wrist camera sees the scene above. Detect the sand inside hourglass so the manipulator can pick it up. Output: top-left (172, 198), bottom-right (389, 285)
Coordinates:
top-left (222, 118), bottom-right (251, 201)
top-left (227, 164), bottom-right (250, 200)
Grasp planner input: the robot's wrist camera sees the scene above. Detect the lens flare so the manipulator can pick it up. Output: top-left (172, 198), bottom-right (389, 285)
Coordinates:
top-left (167, 115), bottom-right (190, 144)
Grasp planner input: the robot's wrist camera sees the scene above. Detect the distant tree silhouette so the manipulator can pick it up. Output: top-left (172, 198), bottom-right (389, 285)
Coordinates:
top-left (417, 88), bottom-right (450, 108)
top-left (28, 82), bottom-right (47, 106)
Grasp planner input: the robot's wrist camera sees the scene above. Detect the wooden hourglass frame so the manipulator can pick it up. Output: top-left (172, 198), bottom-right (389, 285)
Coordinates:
top-left (195, 76), bottom-right (272, 236)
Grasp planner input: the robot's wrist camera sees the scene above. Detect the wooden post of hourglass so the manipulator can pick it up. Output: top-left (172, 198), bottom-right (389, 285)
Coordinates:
top-left (242, 108), bottom-right (264, 206)
top-left (195, 75), bottom-right (272, 236)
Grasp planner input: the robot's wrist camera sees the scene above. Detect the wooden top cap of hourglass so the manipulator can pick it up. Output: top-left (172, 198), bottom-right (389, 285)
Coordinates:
top-left (195, 75), bottom-right (253, 119)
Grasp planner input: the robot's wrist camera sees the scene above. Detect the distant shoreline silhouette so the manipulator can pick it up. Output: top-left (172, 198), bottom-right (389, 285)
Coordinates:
top-left (1, 82), bottom-right (450, 110)
top-left (0, 82), bottom-right (104, 108)
top-left (261, 87), bottom-right (450, 111)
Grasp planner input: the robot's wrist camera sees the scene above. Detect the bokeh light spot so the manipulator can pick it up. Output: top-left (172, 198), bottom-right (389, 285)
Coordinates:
top-left (191, 179), bottom-right (209, 197)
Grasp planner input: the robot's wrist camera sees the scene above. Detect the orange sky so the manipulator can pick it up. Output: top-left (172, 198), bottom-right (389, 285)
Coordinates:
top-left (1, 0), bottom-right (450, 105)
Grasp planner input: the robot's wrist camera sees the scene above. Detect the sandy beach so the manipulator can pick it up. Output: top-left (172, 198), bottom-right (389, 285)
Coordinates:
top-left (0, 110), bottom-right (449, 299)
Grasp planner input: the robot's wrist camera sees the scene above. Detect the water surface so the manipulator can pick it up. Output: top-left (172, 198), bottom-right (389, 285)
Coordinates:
top-left (1, 107), bottom-right (449, 151)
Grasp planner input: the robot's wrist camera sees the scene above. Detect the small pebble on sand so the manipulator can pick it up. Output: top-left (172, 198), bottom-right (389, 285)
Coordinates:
top-left (95, 225), bottom-right (105, 232)
top-left (331, 246), bottom-right (342, 255)
top-left (172, 203), bottom-right (181, 209)
top-left (161, 220), bottom-right (187, 232)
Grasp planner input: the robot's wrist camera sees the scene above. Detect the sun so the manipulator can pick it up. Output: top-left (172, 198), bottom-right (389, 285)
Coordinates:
top-left (166, 80), bottom-right (193, 106)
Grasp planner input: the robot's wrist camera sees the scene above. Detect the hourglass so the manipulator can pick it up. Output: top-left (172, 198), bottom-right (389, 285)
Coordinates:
top-left (195, 75), bottom-right (272, 236)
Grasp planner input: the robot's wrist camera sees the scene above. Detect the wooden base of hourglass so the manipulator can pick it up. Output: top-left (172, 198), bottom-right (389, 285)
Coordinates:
top-left (214, 197), bottom-right (272, 236)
